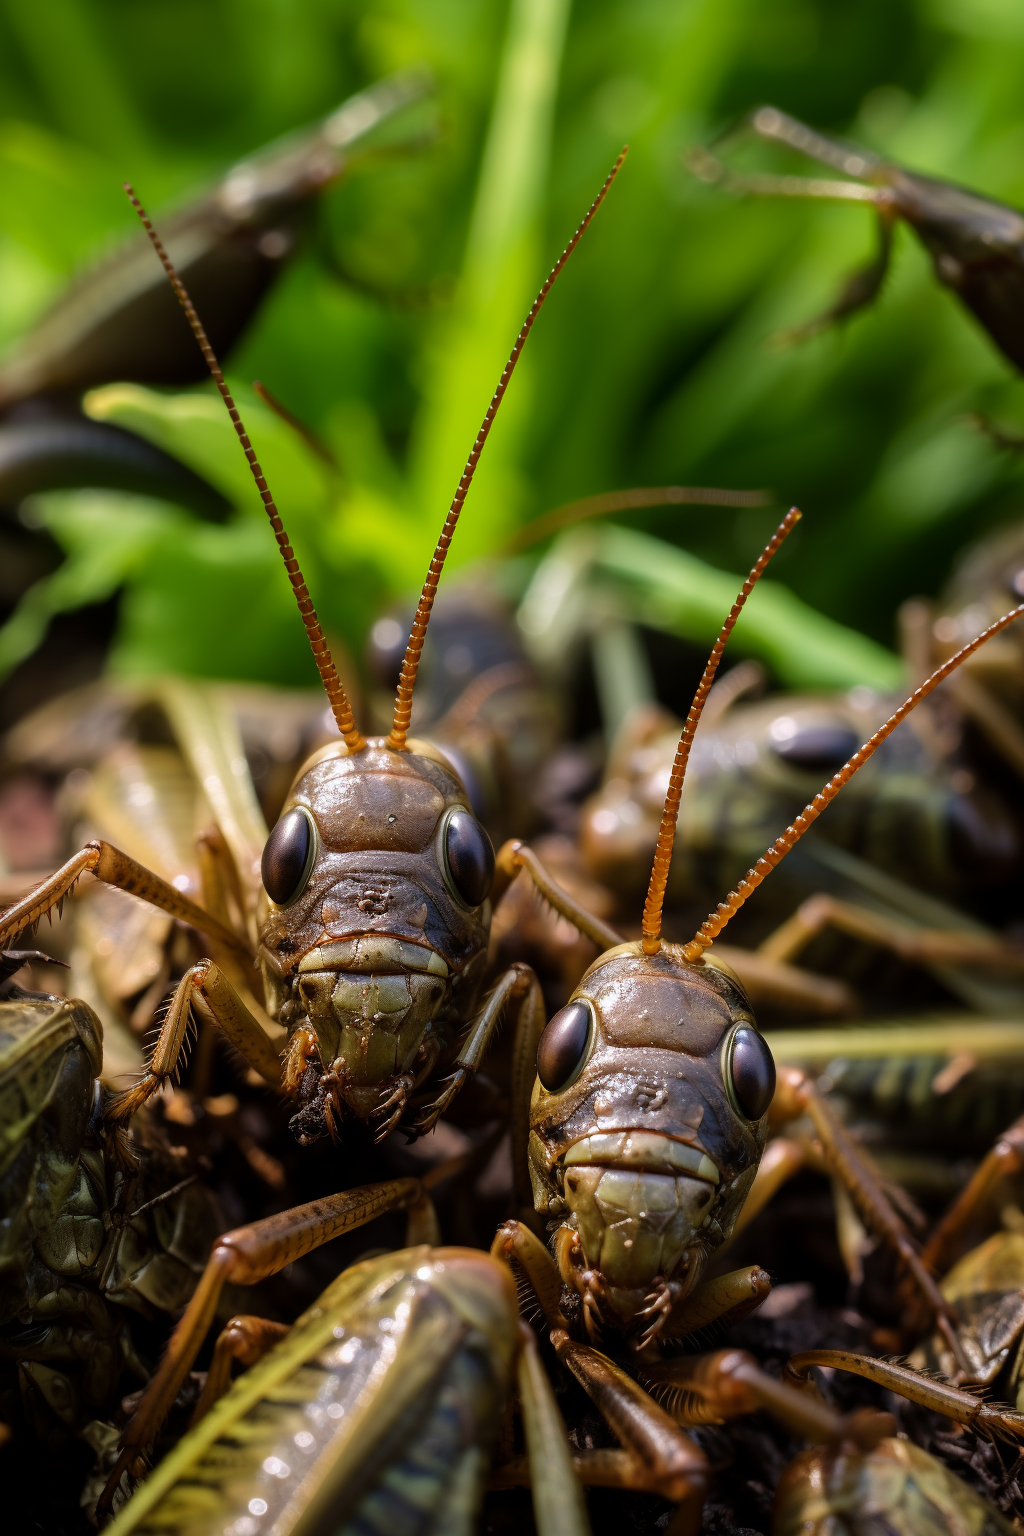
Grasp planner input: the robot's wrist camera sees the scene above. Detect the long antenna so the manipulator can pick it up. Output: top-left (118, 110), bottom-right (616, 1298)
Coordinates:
top-left (503, 483), bottom-right (771, 555)
top-left (641, 509), bottom-right (801, 955)
top-left (125, 184), bottom-right (366, 754)
top-left (681, 602), bottom-right (1024, 962)
top-left (387, 148), bottom-right (628, 751)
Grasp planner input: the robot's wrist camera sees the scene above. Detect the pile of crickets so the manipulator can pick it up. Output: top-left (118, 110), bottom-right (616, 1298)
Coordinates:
top-left (6, 85), bottom-right (1024, 1536)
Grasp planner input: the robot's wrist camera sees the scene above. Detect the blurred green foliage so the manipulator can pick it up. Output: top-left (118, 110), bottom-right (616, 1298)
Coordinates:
top-left (2, 0), bottom-right (1024, 696)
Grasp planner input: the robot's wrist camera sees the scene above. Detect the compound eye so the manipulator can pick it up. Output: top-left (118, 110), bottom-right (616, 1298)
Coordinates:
top-left (262, 807), bottom-right (315, 906)
top-left (769, 718), bottom-right (858, 774)
top-left (537, 999), bottom-right (593, 1093)
top-left (727, 1026), bottom-right (776, 1121)
top-left (442, 806), bottom-right (494, 908)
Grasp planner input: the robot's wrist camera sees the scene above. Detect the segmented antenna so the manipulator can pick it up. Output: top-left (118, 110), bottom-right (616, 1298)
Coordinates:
top-left (387, 148), bottom-right (628, 751)
top-left (641, 509), bottom-right (801, 955)
top-left (124, 184), bottom-right (366, 754)
top-left (681, 602), bottom-right (1024, 961)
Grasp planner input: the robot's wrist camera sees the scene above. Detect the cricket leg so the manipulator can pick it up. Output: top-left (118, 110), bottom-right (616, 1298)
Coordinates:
top-left (0, 840), bottom-right (249, 960)
top-left (718, 1134), bottom-right (877, 1288)
top-left (500, 1324), bottom-right (719, 1535)
top-left (784, 1350), bottom-right (1024, 1442)
top-left (740, 106), bottom-right (877, 172)
top-left (757, 892), bottom-right (1024, 974)
top-left (686, 111), bottom-right (895, 340)
top-left (639, 1349), bottom-right (893, 1448)
top-left (921, 1112), bottom-right (1024, 1277)
top-left (491, 1219), bottom-right (567, 1329)
top-left (104, 958), bottom-right (283, 1124)
top-left (494, 842), bottom-right (855, 1017)
top-left (195, 824), bottom-right (243, 936)
top-left (149, 675), bottom-right (269, 936)
top-left (192, 823), bottom-right (281, 1025)
top-left (772, 1065), bottom-right (969, 1370)
top-left (99, 1176), bottom-right (426, 1507)
top-left (188, 1181), bottom-right (439, 1426)
top-left (686, 152), bottom-right (886, 206)
top-left (407, 961), bottom-right (542, 1139)
top-left (188, 1315), bottom-right (290, 1424)
top-left (712, 943), bottom-right (856, 1018)
top-left (493, 840), bottom-right (623, 950)
top-left (778, 213), bottom-right (895, 341)
top-left (552, 1330), bottom-right (709, 1534)
top-left (491, 1449), bottom-right (699, 1530)
top-left (508, 965), bottom-right (547, 1219)
top-left (662, 1266), bottom-right (773, 1341)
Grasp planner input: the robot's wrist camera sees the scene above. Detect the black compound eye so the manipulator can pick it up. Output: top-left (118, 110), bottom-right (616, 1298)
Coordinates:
top-left (537, 999), bottom-right (594, 1093)
top-left (262, 807), bottom-right (315, 906)
top-left (769, 719), bottom-right (859, 774)
top-left (442, 807), bottom-right (494, 908)
top-left (727, 1026), bottom-right (776, 1121)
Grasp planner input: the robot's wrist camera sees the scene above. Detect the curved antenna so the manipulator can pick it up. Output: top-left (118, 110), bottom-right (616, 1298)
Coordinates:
top-left (502, 482), bottom-right (771, 555)
top-left (681, 602), bottom-right (1024, 962)
top-left (387, 148), bottom-right (628, 751)
top-left (641, 509), bottom-right (801, 955)
top-left (124, 184), bottom-right (366, 754)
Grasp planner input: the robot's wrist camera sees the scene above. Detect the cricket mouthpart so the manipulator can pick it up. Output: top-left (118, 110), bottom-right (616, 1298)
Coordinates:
top-left (558, 1133), bottom-right (722, 1298)
top-left (295, 935), bottom-right (450, 1090)
top-left (297, 935), bottom-right (449, 977)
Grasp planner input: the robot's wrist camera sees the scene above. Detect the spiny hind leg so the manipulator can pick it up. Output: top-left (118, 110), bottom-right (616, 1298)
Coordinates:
top-left (784, 1349), bottom-right (1024, 1440)
top-left (491, 1218), bottom-right (567, 1329)
top-left (493, 840), bottom-right (623, 950)
top-left (0, 840), bottom-right (248, 959)
top-left (104, 958), bottom-right (283, 1124)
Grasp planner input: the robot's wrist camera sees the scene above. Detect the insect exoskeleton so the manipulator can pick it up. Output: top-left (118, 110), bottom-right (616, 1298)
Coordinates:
top-left (0, 973), bottom-right (220, 1470)
top-left (774, 1436), bottom-right (1018, 1536)
top-left (259, 734), bottom-right (494, 1137)
top-left (100, 1246), bottom-right (526, 1536)
top-left (529, 941), bottom-right (771, 1334)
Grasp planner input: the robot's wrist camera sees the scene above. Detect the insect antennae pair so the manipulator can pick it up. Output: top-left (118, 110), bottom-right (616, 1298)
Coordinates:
top-left (640, 516), bottom-right (1024, 957)
top-left (128, 163), bottom-right (1024, 963)
top-left (125, 146), bottom-right (626, 755)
